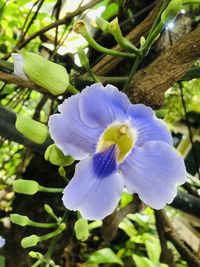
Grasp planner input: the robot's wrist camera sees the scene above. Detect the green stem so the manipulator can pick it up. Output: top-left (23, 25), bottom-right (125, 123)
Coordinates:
top-left (122, 55), bottom-right (141, 92)
top-left (44, 210), bottom-right (69, 265)
top-left (39, 227), bottom-right (65, 242)
top-left (31, 260), bottom-right (42, 267)
top-left (146, 0), bottom-right (170, 40)
top-left (141, 0), bottom-right (170, 55)
top-left (39, 186), bottom-right (63, 193)
top-left (67, 83), bottom-right (80, 94)
top-left (29, 220), bottom-right (58, 228)
top-left (81, 27), bottom-right (135, 59)
top-left (142, 22), bottom-right (164, 54)
top-left (86, 66), bottom-right (100, 83)
top-left (110, 19), bottom-right (139, 53)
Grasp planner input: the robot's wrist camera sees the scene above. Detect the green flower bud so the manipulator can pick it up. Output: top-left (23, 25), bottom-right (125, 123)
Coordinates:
top-left (29, 251), bottom-right (43, 260)
top-left (21, 235), bottom-right (39, 248)
top-left (15, 114), bottom-right (48, 144)
top-left (10, 214), bottom-right (30, 226)
top-left (58, 166), bottom-right (66, 178)
top-left (13, 179), bottom-right (39, 195)
top-left (13, 51), bottom-right (69, 95)
top-left (75, 218), bottom-right (89, 241)
top-left (44, 144), bottom-right (74, 166)
top-left (161, 0), bottom-right (182, 24)
top-left (140, 36), bottom-right (146, 47)
top-left (59, 223), bottom-right (66, 231)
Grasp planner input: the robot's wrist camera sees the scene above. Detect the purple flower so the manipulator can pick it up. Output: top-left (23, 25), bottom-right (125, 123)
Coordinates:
top-left (49, 83), bottom-right (186, 220)
top-left (0, 236), bottom-right (5, 248)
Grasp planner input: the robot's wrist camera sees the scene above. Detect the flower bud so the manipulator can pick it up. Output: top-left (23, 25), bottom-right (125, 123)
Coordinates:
top-left (44, 144), bottom-right (74, 166)
top-left (10, 214), bottom-right (30, 226)
top-left (161, 0), bottom-right (182, 24)
top-left (74, 218), bottom-right (89, 241)
top-left (59, 223), bottom-right (66, 231)
top-left (29, 251), bottom-right (43, 260)
top-left (21, 235), bottom-right (39, 248)
top-left (15, 114), bottom-right (48, 144)
top-left (12, 51), bottom-right (69, 95)
top-left (13, 179), bottom-right (39, 195)
top-left (58, 166), bottom-right (66, 178)
top-left (140, 36), bottom-right (146, 47)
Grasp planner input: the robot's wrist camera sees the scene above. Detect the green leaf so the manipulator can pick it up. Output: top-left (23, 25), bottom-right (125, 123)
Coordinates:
top-left (145, 238), bottom-right (161, 263)
top-left (132, 255), bottom-right (155, 267)
top-left (0, 256), bottom-right (5, 267)
top-left (74, 218), bottom-right (89, 241)
top-left (119, 217), bottom-right (137, 237)
top-left (87, 248), bottom-right (123, 265)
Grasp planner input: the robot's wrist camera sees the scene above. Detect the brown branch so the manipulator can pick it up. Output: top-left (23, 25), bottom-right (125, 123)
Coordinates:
top-left (2, 0), bottom-right (101, 60)
top-left (102, 195), bottom-right (143, 241)
top-left (155, 210), bottom-right (175, 266)
top-left (0, 71), bottom-right (50, 95)
top-left (92, 0), bottom-right (161, 76)
top-left (128, 25), bottom-right (200, 108)
top-left (156, 210), bottom-right (200, 267)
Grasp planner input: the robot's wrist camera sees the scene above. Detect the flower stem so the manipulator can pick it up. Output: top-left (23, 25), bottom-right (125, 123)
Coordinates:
top-left (122, 55), bottom-right (141, 92)
top-left (141, 0), bottom-right (170, 55)
top-left (67, 83), bottom-right (80, 94)
top-left (39, 186), bottom-right (63, 193)
top-left (79, 22), bottom-right (135, 59)
top-left (31, 260), bottom-right (41, 267)
top-left (28, 220), bottom-right (58, 228)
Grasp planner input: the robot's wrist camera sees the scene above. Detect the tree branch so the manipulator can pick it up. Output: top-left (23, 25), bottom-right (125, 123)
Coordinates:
top-left (128, 25), bottom-right (200, 108)
top-left (2, 0), bottom-right (101, 60)
top-left (91, 0), bottom-right (161, 76)
top-left (0, 71), bottom-right (50, 95)
top-left (155, 210), bottom-right (200, 267)
top-left (155, 210), bottom-right (175, 266)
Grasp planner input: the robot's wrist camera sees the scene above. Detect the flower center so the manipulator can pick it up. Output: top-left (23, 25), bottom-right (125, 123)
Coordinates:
top-left (96, 122), bottom-right (135, 163)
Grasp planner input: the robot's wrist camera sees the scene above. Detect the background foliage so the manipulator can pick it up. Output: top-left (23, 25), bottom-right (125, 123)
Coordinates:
top-left (0, 0), bottom-right (200, 266)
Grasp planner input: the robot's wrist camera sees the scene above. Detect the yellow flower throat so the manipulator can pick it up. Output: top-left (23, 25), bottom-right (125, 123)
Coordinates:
top-left (96, 123), bottom-right (135, 163)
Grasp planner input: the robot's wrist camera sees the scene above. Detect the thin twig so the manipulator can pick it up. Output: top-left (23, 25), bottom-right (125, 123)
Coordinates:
top-left (2, 0), bottom-right (101, 60)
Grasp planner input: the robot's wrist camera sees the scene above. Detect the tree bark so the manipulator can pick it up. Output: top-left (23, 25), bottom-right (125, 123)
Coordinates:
top-left (128, 26), bottom-right (200, 108)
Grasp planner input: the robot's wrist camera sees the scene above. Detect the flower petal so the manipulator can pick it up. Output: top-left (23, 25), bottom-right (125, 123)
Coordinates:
top-left (62, 157), bottom-right (124, 220)
top-left (0, 236), bottom-right (5, 248)
top-left (12, 53), bottom-right (28, 80)
top-left (127, 104), bottom-right (173, 146)
top-left (48, 94), bottom-right (103, 160)
top-left (119, 141), bottom-right (186, 209)
top-left (79, 83), bottom-right (130, 128)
